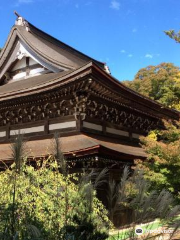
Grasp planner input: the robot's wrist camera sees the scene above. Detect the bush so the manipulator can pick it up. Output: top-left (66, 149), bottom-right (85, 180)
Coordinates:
top-left (0, 134), bottom-right (110, 240)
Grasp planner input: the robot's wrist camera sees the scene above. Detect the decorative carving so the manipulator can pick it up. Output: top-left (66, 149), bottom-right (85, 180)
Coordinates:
top-left (71, 91), bottom-right (90, 120)
top-left (15, 12), bottom-right (31, 32)
top-left (0, 81), bottom-right (162, 135)
top-left (85, 100), bottom-right (160, 133)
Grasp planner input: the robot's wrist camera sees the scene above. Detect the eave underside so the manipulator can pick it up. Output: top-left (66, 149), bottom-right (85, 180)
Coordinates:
top-left (0, 62), bottom-right (178, 121)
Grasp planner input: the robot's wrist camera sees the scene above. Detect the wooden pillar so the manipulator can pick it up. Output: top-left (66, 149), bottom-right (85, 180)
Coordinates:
top-left (129, 131), bottom-right (132, 141)
top-left (44, 120), bottom-right (49, 135)
top-left (102, 120), bottom-right (106, 135)
top-left (6, 123), bottom-right (10, 140)
top-left (26, 57), bottom-right (30, 76)
top-left (76, 119), bottom-right (82, 132)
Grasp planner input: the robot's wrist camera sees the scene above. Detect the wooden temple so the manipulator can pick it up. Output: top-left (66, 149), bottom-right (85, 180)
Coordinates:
top-left (0, 13), bottom-right (179, 170)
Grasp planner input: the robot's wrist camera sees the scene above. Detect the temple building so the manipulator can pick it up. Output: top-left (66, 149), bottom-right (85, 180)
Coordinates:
top-left (0, 13), bottom-right (179, 169)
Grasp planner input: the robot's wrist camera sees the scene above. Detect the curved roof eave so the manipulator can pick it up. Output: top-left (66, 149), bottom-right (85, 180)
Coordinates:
top-left (90, 61), bottom-right (180, 119)
top-left (0, 15), bottom-right (105, 75)
top-left (0, 26), bottom-right (79, 73)
top-left (27, 21), bottom-right (105, 69)
top-left (0, 60), bottom-right (178, 121)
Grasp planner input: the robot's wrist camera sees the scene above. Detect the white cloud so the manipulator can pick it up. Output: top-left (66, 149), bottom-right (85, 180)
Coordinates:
top-left (121, 50), bottom-right (126, 53)
top-left (132, 28), bottom-right (137, 33)
top-left (145, 54), bottom-right (153, 59)
top-left (128, 54), bottom-right (133, 58)
top-left (110, 0), bottom-right (120, 10)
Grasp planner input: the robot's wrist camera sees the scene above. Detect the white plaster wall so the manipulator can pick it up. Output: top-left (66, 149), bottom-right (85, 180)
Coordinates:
top-left (132, 133), bottom-right (140, 139)
top-left (29, 67), bottom-right (45, 76)
top-left (10, 126), bottom-right (44, 135)
top-left (29, 58), bottom-right (37, 66)
top-left (0, 131), bottom-right (6, 138)
top-left (106, 127), bottom-right (129, 137)
top-left (49, 121), bottom-right (76, 131)
top-left (12, 57), bottom-right (26, 71)
top-left (12, 72), bottom-right (26, 80)
top-left (83, 122), bottom-right (102, 131)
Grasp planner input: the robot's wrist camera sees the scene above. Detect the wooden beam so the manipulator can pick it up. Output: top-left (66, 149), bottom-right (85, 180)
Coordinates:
top-left (26, 57), bottom-right (30, 76)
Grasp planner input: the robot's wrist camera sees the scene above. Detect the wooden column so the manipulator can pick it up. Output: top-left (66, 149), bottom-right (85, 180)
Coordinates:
top-left (44, 120), bottom-right (49, 135)
top-left (102, 120), bottom-right (106, 135)
top-left (26, 57), bottom-right (30, 76)
top-left (6, 123), bottom-right (10, 140)
top-left (76, 119), bottom-right (82, 132)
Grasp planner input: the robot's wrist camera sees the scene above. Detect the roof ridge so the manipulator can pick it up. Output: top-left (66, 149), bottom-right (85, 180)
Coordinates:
top-left (13, 11), bottom-right (105, 69)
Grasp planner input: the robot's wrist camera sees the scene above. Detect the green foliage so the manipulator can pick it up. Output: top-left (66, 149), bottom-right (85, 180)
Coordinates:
top-left (0, 159), bottom-right (110, 239)
top-left (108, 166), bottom-right (180, 240)
top-left (0, 134), bottom-right (110, 240)
top-left (164, 29), bottom-right (180, 43)
top-left (123, 62), bottom-right (180, 110)
top-left (1, 133), bottom-right (180, 240)
top-left (135, 121), bottom-right (180, 202)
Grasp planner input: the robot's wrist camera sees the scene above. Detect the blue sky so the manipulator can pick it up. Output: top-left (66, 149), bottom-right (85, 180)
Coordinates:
top-left (1, 0), bottom-right (180, 81)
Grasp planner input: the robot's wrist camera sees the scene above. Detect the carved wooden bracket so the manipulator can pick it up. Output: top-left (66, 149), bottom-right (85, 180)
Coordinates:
top-left (70, 91), bottom-right (90, 120)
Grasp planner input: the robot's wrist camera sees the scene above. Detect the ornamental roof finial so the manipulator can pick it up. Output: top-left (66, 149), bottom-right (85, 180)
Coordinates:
top-left (14, 11), bottom-right (30, 32)
top-left (14, 11), bottom-right (21, 18)
top-left (104, 64), bottom-right (111, 74)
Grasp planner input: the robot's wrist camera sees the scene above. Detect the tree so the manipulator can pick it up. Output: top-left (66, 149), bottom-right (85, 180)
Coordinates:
top-left (123, 63), bottom-right (180, 110)
top-left (134, 121), bottom-right (180, 203)
top-left (164, 30), bottom-right (180, 43)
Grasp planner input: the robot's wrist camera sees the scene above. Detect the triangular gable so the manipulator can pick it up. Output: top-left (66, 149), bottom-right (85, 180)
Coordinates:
top-left (0, 13), bottom-right (107, 84)
top-left (1, 40), bottom-right (59, 83)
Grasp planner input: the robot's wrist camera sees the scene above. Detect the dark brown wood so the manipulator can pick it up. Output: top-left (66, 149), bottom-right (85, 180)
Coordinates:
top-left (0, 71), bottom-right (171, 139)
top-left (10, 63), bottom-right (42, 77)
top-left (76, 119), bottom-right (82, 131)
top-left (0, 28), bottom-right (179, 163)
top-left (6, 123), bottom-right (10, 140)
top-left (44, 120), bottom-right (49, 135)
top-left (26, 57), bottom-right (30, 76)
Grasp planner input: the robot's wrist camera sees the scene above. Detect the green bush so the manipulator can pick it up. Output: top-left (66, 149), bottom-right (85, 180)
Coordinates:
top-left (0, 156), bottom-right (110, 240)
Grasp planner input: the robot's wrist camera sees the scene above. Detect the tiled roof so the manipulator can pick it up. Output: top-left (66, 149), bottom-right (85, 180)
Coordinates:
top-left (0, 18), bottom-right (105, 73)
top-left (0, 71), bottom-right (71, 96)
top-left (0, 133), bottom-right (146, 161)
